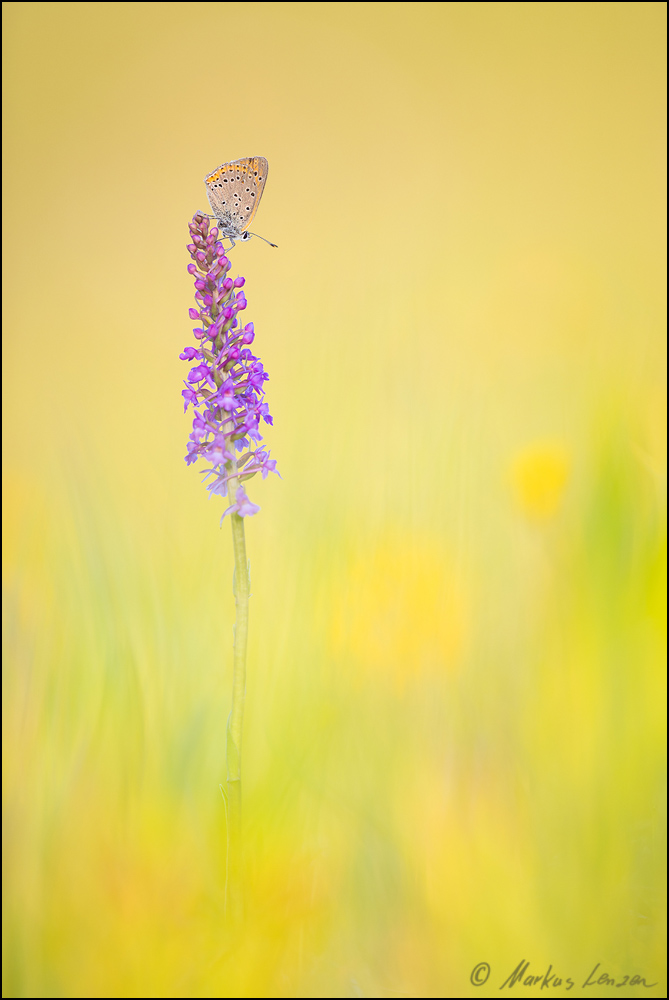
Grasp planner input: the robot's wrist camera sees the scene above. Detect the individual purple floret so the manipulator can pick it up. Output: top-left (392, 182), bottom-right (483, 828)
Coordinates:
top-left (181, 212), bottom-right (279, 517)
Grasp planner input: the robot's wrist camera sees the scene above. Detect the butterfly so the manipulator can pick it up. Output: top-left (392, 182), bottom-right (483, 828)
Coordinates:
top-left (204, 156), bottom-right (277, 251)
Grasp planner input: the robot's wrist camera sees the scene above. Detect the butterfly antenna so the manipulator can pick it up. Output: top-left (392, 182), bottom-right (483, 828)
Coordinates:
top-left (248, 232), bottom-right (278, 248)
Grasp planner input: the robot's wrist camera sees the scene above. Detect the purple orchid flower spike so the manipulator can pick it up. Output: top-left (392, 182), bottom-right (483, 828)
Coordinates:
top-left (180, 211), bottom-right (279, 516)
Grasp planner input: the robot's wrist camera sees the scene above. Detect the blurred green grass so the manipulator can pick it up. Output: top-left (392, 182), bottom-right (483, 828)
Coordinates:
top-left (3, 400), bottom-right (665, 997)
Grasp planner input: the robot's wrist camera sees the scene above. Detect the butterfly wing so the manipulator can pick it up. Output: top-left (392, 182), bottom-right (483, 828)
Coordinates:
top-left (204, 156), bottom-right (269, 233)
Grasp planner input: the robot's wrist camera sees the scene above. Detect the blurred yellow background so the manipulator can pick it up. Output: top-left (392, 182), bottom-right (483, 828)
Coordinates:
top-left (3, 2), bottom-right (666, 996)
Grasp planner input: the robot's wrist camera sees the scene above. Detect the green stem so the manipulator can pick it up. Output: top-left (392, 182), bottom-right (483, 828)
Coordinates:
top-left (225, 485), bottom-right (250, 922)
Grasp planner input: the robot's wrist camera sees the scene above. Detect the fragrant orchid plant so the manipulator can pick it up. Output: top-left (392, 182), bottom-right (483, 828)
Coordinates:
top-left (181, 211), bottom-right (278, 919)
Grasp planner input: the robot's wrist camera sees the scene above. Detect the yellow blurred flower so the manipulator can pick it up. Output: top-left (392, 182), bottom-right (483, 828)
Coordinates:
top-left (509, 441), bottom-right (571, 520)
top-left (330, 535), bottom-right (466, 689)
